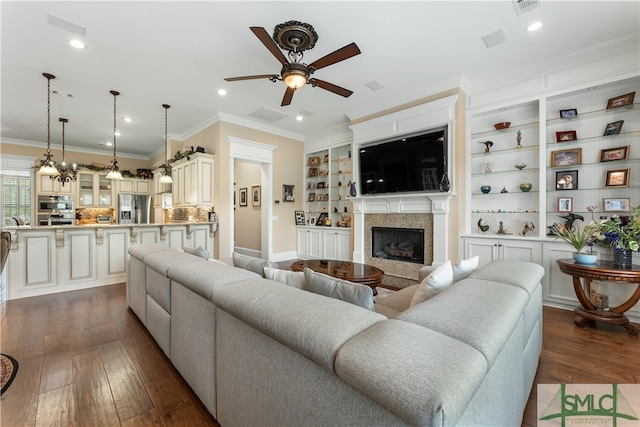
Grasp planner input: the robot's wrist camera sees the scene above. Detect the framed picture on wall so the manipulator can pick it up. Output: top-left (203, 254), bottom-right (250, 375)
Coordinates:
top-left (239, 187), bottom-right (248, 206)
top-left (252, 185), bottom-right (261, 206)
top-left (294, 210), bottom-right (305, 225)
top-left (283, 185), bottom-right (294, 202)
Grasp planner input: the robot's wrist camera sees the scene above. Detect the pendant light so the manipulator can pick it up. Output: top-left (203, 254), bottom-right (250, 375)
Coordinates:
top-left (52, 118), bottom-right (78, 186)
top-left (106, 90), bottom-right (123, 180)
top-left (37, 73), bottom-right (60, 176)
top-left (159, 103), bottom-right (173, 184)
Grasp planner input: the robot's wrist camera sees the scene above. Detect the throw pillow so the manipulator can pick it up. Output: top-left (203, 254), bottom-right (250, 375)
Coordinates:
top-left (232, 252), bottom-right (278, 277)
top-left (183, 246), bottom-right (210, 259)
top-left (453, 255), bottom-right (479, 282)
top-left (264, 267), bottom-right (305, 289)
top-left (303, 268), bottom-right (374, 311)
top-left (410, 260), bottom-right (453, 307)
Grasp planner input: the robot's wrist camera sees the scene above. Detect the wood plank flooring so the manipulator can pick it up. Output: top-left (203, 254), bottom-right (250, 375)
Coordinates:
top-left (1, 284), bottom-right (638, 426)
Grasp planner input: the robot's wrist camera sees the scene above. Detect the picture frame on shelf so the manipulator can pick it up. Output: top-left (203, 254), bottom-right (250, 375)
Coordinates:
top-left (316, 213), bottom-right (328, 226)
top-left (606, 92), bottom-right (635, 109)
top-left (283, 185), bottom-right (294, 202)
top-left (308, 167), bottom-right (318, 177)
top-left (555, 130), bottom-right (577, 142)
top-left (551, 148), bottom-right (582, 167)
top-left (309, 216), bottom-right (316, 226)
top-left (318, 169), bottom-right (326, 177)
top-left (603, 120), bottom-right (624, 136)
top-left (252, 185), bottom-right (261, 207)
top-left (307, 182), bottom-right (314, 190)
top-left (308, 156), bottom-right (320, 166)
top-left (600, 145), bottom-right (630, 162)
top-left (555, 170), bottom-right (578, 190)
top-left (239, 187), bottom-right (248, 206)
top-left (324, 194), bottom-right (329, 201)
top-left (559, 108), bottom-right (578, 118)
top-left (324, 219), bottom-right (332, 226)
top-left (323, 154), bottom-right (329, 163)
top-left (295, 210), bottom-right (305, 225)
top-left (603, 198), bottom-right (631, 212)
top-left (316, 194), bottom-right (324, 201)
top-left (317, 182), bottom-right (326, 189)
top-left (308, 193), bottom-right (316, 202)
top-left (604, 168), bottom-right (630, 188)
top-left (557, 197), bottom-right (573, 212)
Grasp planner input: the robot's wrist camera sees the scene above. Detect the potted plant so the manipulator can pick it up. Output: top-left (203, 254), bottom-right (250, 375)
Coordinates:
top-left (595, 204), bottom-right (640, 269)
top-left (550, 222), bottom-right (599, 264)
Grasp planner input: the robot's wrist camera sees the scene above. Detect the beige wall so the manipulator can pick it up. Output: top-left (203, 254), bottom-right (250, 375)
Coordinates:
top-left (234, 160), bottom-right (261, 251)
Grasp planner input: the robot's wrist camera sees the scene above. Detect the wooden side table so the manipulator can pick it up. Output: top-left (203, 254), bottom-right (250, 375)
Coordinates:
top-left (557, 259), bottom-right (640, 335)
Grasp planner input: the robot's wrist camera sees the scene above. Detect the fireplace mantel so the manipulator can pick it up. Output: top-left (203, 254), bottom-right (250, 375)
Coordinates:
top-left (352, 192), bottom-right (454, 266)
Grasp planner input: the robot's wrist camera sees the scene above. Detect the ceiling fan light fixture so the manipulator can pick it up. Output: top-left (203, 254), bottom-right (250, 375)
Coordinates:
top-left (282, 64), bottom-right (309, 89)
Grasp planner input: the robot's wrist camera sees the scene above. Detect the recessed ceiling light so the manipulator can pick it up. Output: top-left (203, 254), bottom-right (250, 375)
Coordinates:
top-left (69, 39), bottom-right (86, 49)
top-left (527, 22), bottom-right (543, 32)
top-left (101, 142), bottom-right (112, 147)
top-left (296, 115), bottom-right (303, 121)
top-left (218, 89), bottom-right (227, 96)
top-left (123, 117), bottom-right (132, 123)
top-left (114, 132), bottom-right (121, 137)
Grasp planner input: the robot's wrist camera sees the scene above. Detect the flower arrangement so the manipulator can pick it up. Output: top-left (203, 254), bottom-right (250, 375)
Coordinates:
top-left (595, 204), bottom-right (640, 252)
top-left (549, 222), bottom-right (600, 254)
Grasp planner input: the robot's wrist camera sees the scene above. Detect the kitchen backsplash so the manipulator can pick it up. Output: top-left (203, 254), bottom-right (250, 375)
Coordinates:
top-left (76, 208), bottom-right (115, 224)
top-left (166, 207), bottom-right (213, 222)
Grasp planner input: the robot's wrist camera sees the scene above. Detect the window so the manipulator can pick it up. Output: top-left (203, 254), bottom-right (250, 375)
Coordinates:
top-left (2, 176), bottom-right (31, 226)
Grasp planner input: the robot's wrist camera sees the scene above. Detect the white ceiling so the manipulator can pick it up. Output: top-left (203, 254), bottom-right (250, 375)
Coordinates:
top-left (2, 1), bottom-right (639, 159)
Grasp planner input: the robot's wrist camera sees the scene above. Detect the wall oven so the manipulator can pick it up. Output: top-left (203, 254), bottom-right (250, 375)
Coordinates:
top-left (37, 195), bottom-right (75, 226)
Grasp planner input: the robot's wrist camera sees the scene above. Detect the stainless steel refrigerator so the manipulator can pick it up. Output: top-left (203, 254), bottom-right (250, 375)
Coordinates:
top-left (117, 194), bottom-right (152, 224)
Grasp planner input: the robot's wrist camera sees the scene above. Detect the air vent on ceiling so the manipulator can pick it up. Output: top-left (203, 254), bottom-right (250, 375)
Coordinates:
top-left (481, 29), bottom-right (507, 48)
top-left (298, 110), bottom-right (315, 117)
top-left (365, 80), bottom-right (385, 91)
top-left (512, 0), bottom-right (541, 16)
top-left (47, 14), bottom-right (86, 36)
top-left (248, 107), bottom-right (289, 123)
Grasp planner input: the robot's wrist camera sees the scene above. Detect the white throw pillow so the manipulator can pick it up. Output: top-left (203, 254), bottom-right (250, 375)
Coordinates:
top-left (183, 246), bottom-right (210, 259)
top-left (303, 268), bottom-right (374, 311)
top-left (232, 252), bottom-right (278, 277)
top-left (264, 267), bottom-right (305, 289)
top-left (410, 260), bottom-right (453, 307)
top-left (453, 255), bottom-right (479, 282)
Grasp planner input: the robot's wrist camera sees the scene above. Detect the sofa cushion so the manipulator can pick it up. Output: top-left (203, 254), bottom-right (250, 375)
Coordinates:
top-left (168, 260), bottom-right (260, 300)
top-left (183, 246), bottom-right (210, 259)
top-left (128, 243), bottom-right (172, 262)
top-left (232, 252), bottom-right (278, 277)
top-left (264, 267), bottom-right (305, 289)
top-left (145, 250), bottom-right (206, 276)
top-left (374, 284), bottom-right (418, 317)
top-left (410, 260), bottom-right (453, 307)
top-left (468, 259), bottom-right (544, 297)
top-left (303, 268), bottom-right (374, 311)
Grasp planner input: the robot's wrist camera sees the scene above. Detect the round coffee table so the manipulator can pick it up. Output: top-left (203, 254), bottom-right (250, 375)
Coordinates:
top-left (290, 259), bottom-right (384, 295)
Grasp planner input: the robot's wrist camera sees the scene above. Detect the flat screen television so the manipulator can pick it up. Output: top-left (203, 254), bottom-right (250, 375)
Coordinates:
top-left (358, 126), bottom-right (447, 195)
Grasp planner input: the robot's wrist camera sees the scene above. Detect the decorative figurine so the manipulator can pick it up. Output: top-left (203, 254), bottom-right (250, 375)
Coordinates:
top-left (479, 140), bottom-right (494, 153)
top-left (558, 213), bottom-right (584, 232)
top-left (478, 218), bottom-right (490, 233)
top-left (516, 130), bottom-right (522, 149)
top-left (501, 186), bottom-right (508, 193)
top-left (349, 181), bottom-right (357, 197)
top-left (521, 221), bottom-right (535, 236)
top-left (497, 221), bottom-right (506, 234)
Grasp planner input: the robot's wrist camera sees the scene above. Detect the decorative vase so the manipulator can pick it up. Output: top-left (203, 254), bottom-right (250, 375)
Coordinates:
top-left (613, 248), bottom-right (633, 269)
top-left (480, 185), bottom-right (491, 194)
top-left (349, 181), bottom-right (357, 197)
top-left (590, 282), bottom-right (609, 310)
top-left (572, 252), bottom-right (597, 265)
top-left (439, 172), bottom-right (450, 192)
top-left (519, 183), bottom-right (532, 192)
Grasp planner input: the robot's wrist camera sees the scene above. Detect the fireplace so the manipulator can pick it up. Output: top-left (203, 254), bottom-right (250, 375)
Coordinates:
top-left (372, 227), bottom-right (425, 264)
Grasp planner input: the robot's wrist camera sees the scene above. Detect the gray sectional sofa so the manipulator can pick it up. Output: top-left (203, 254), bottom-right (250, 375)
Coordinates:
top-left (127, 243), bottom-right (545, 426)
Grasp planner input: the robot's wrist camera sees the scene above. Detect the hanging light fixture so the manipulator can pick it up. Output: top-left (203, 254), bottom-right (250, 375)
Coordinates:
top-left (37, 73), bottom-right (60, 176)
top-left (159, 103), bottom-right (173, 184)
top-left (52, 118), bottom-right (78, 186)
top-left (106, 90), bottom-right (123, 180)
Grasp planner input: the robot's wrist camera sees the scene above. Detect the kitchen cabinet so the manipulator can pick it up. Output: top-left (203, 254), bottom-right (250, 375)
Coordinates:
top-left (77, 172), bottom-right (114, 208)
top-left (118, 178), bottom-right (151, 194)
top-left (152, 167), bottom-right (172, 207)
top-left (36, 173), bottom-right (76, 195)
top-left (461, 236), bottom-right (542, 268)
top-left (172, 153), bottom-right (214, 206)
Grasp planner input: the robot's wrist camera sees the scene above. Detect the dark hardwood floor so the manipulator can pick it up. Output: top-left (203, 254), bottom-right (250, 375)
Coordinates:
top-left (1, 284), bottom-right (638, 426)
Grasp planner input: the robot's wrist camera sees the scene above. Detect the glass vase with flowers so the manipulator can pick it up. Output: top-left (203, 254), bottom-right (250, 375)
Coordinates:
top-left (594, 204), bottom-right (640, 269)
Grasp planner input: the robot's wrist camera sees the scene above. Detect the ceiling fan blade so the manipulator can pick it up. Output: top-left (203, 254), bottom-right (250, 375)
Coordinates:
top-left (250, 26), bottom-right (289, 66)
top-left (281, 87), bottom-right (295, 106)
top-left (308, 42), bottom-right (361, 71)
top-left (309, 78), bottom-right (353, 98)
top-left (224, 74), bottom-right (278, 82)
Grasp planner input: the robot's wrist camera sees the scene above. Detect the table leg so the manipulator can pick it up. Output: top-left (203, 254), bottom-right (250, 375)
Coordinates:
top-left (572, 276), bottom-right (596, 311)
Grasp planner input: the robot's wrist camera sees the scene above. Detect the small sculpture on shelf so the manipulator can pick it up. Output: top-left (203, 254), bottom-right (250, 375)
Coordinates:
top-left (478, 219), bottom-right (490, 233)
top-left (516, 130), bottom-right (522, 149)
top-left (501, 186), bottom-right (508, 193)
top-left (521, 222), bottom-right (535, 236)
top-left (478, 140), bottom-right (494, 153)
top-left (558, 213), bottom-right (584, 232)
top-left (497, 221), bottom-right (513, 235)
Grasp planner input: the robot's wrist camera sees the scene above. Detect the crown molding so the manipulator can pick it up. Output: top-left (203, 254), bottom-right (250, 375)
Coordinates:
top-left (1, 137), bottom-right (149, 160)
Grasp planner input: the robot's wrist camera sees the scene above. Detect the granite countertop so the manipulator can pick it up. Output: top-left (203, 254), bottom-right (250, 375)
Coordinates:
top-left (2, 221), bottom-right (218, 230)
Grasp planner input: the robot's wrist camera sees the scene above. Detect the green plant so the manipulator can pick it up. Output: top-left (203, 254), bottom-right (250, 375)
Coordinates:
top-left (595, 205), bottom-right (640, 251)
top-left (549, 223), bottom-right (599, 253)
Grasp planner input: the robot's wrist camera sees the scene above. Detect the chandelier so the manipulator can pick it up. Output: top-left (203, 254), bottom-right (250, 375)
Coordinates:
top-left (37, 73), bottom-right (59, 176)
top-left (159, 104), bottom-right (173, 184)
top-left (106, 90), bottom-right (123, 180)
top-left (52, 117), bottom-right (78, 186)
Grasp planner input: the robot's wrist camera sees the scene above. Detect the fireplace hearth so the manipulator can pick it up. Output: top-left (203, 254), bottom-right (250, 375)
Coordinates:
top-left (372, 227), bottom-right (425, 264)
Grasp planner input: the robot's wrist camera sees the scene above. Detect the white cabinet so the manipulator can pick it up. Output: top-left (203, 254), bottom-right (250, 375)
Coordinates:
top-left (322, 228), bottom-right (352, 261)
top-left (152, 167), bottom-right (172, 207)
top-left (77, 172), bottom-right (114, 208)
top-left (461, 236), bottom-right (542, 268)
top-left (172, 153), bottom-right (214, 206)
top-left (297, 226), bottom-right (351, 261)
top-left (297, 227), bottom-right (322, 259)
top-left (118, 178), bottom-right (151, 194)
top-left (36, 174), bottom-right (76, 195)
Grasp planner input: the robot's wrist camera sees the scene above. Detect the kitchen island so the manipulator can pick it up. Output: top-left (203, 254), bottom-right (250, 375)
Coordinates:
top-left (2, 222), bottom-right (217, 300)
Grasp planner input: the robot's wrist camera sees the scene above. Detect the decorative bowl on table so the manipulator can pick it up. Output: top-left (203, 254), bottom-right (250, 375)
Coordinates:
top-left (519, 183), bottom-right (532, 192)
top-left (494, 122), bottom-right (511, 130)
top-left (514, 163), bottom-right (527, 170)
top-left (480, 185), bottom-right (491, 194)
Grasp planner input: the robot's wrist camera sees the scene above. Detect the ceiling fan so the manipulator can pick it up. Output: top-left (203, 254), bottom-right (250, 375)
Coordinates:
top-left (224, 21), bottom-right (361, 106)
